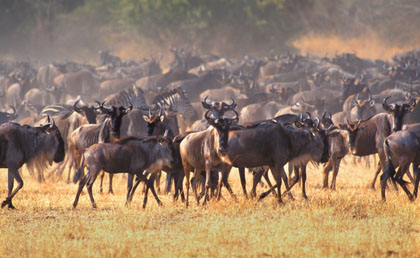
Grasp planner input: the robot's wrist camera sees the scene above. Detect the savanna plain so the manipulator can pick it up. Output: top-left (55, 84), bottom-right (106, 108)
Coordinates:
top-left (0, 158), bottom-right (419, 258)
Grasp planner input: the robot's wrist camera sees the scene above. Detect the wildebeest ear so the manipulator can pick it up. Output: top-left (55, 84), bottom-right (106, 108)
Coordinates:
top-left (160, 115), bottom-right (165, 122)
top-left (142, 115), bottom-right (149, 122)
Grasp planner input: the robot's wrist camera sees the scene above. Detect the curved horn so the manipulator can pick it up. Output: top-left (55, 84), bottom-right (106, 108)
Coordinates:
top-left (306, 112), bottom-right (312, 120)
top-left (356, 119), bottom-right (361, 128)
top-left (50, 116), bottom-right (56, 128)
top-left (382, 96), bottom-right (394, 112)
top-left (227, 97), bottom-right (235, 109)
top-left (204, 109), bottom-right (212, 120)
top-left (73, 99), bottom-right (82, 113)
top-left (328, 112), bottom-right (332, 119)
top-left (322, 111), bottom-right (326, 120)
top-left (367, 92), bottom-right (372, 102)
top-left (148, 107), bottom-right (152, 118)
top-left (356, 93), bottom-right (360, 102)
top-left (202, 96), bottom-right (212, 109)
top-left (159, 108), bottom-right (163, 117)
top-left (231, 109), bottom-right (239, 121)
top-left (94, 101), bottom-right (102, 109)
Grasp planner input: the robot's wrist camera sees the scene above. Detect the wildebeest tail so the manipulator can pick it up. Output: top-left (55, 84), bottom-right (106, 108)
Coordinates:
top-left (73, 156), bottom-right (85, 184)
top-left (383, 139), bottom-right (397, 181)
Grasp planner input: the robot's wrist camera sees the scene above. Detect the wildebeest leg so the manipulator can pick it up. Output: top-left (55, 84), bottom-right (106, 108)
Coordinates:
top-left (126, 174), bottom-right (135, 204)
top-left (251, 168), bottom-right (264, 198)
top-left (413, 165), bottom-right (420, 199)
top-left (301, 165), bottom-right (308, 199)
top-left (1, 168), bottom-right (21, 209)
top-left (66, 156), bottom-right (74, 184)
top-left (269, 165), bottom-right (282, 203)
top-left (142, 173), bottom-right (162, 209)
top-left (381, 161), bottom-right (395, 201)
top-left (73, 173), bottom-right (89, 208)
top-left (108, 174), bottom-right (114, 194)
top-left (173, 172), bottom-right (185, 202)
top-left (216, 170), bottom-right (223, 201)
top-left (154, 170), bottom-right (161, 194)
top-left (394, 164), bottom-right (413, 201)
top-left (183, 162), bottom-right (192, 208)
top-left (405, 168), bottom-right (415, 184)
top-left (238, 167), bottom-right (248, 199)
top-left (99, 171), bottom-right (105, 193)
top-left (330, 158), bottom-right (342, 190)
top-left (263, 168), bottom-right (274, 189)
top-left (222, 167), bottom-right (237, 201)
top-left (191, 169), bottom-right (201, 205)
top-left (203, 162), bottom-right (212, 206)
top-left (322, 159), bottom-right (332, 189)
top-left (164, 173), bottom-right (173, 194)
top-left (86, 170), bottom-right (101, 209)
top-left (370, 162), bottom-right (382, 189)
top-left (281, 167), bottom-right (292, 199)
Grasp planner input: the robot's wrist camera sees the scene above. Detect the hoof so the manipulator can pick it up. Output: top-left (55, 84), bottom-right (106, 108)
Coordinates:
top-left (8, 203), bottom-right (15, 209)
top-left (1, 200), bottom-right (8, 209)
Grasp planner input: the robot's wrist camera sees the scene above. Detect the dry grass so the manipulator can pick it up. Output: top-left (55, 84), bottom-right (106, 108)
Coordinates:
top-left (0, 158), bottom-right (419, 258)
top-left (291, 32), bottom-right (420, 61)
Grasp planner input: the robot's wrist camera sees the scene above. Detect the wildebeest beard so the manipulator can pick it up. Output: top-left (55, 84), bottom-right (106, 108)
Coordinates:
top-left (53, 130), bottom-right (65, 163)
top-left (321, 133), bottom-right (330, 163)
top-left (214, 120), bottom-right (230, 155)
top-left (111, 117), bottom-right (123, 138)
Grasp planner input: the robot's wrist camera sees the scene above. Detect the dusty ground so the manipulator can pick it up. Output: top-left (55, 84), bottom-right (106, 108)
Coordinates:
top-left (0, 158), bottom-right (419, 258)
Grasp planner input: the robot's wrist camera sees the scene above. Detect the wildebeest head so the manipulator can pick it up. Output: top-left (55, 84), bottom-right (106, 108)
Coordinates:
top-left (294, 112), bottom-right (315, 128)
top-left (38, 115), bottom-right (65, 163)
top-left (313, 121), bottom-right (331, 164)
top-left (351, 93), bottom-right (375, 121)
top-left (383, 96), bottom-right (416, 132)
top-left (143, 108), bottom-right (165, 136)
top-left (320, 111), bottom-right (334, 129)
top-left (73, 99), bottom-right (98, 124)
top-left (202, 96), bottom-right (236, 119)
top-left (0, 106), bottom-right (17, 125)
top-left (204, 103), bottom-right (239, 155)
top-left (342, 119), bottom-right (365, 155)
top-left (142, 134), bottom-right (175, 169)
top-left (341, 74), bottom-right (365, 102)
top-left (97, 101), bottom-right (132, 138)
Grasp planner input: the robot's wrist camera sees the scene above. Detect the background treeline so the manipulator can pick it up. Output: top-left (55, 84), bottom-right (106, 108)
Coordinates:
top-left (1, 0), bottom-right (420, 62)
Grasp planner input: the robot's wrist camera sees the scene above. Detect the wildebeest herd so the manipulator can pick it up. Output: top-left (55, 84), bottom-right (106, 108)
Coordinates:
top-left (0, 47), bottom-right (420, 209)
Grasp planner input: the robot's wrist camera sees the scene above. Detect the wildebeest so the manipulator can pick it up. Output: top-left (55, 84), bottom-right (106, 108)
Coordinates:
top-left (0, 116), bottom-right (65, 209)
top-left (72, 136), bottom-right (175, 209)
top-left (381, 123), bottom-right (420, 201)
top-left (179, 98), bottom-right (238, 207)
top-left (70, 103), bottom-right (132, 193)
top-left (340, 97), bottom-right (416, 188)
top-left (320, 113), bottom-right (349, 190)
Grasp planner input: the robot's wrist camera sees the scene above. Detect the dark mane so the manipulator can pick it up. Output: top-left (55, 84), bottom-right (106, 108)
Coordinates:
top-left (114, 136), bottom-right (141, 145)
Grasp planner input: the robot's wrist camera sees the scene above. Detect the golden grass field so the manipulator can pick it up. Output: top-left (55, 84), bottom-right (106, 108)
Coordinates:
top-left (0, 158), bottom-right (419, 258)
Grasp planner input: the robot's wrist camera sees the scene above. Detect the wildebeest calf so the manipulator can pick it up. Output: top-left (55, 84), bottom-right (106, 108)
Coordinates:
top-left (72, 136), bottom-right (174, 209)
